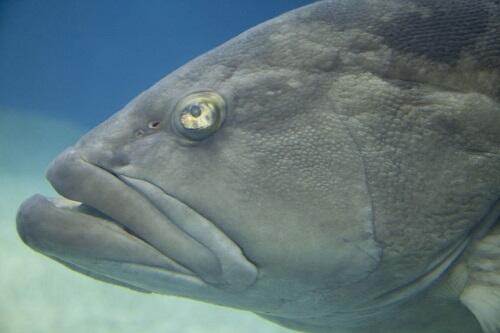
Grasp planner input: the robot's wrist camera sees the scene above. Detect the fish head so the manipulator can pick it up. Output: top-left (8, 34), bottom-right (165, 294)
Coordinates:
top-left (15, 0), bottom-right (500, 325)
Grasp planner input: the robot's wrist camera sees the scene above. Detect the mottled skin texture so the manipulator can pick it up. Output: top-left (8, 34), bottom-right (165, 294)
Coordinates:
top-left (16, 1), bottom-right (500, 332)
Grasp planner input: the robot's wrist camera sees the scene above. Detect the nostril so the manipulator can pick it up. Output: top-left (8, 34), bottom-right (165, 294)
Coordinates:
top-left (148, 121), bottom-right (160, 129)
top-left (110, 152), bottom-right (130, 167)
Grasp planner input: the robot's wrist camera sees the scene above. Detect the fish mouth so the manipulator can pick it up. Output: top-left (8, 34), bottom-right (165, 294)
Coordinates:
top-left (16, 147), bottom-right (257, 293)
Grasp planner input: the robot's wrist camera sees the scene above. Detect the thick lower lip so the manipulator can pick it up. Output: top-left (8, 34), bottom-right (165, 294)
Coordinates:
top-left (17, 194), bottom-right (196, 277)
top-left (16, 147), bottom-right (257, 291)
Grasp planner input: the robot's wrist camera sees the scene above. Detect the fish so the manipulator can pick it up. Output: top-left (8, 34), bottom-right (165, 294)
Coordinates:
top-left (16, 0), bottom-right (500, 332)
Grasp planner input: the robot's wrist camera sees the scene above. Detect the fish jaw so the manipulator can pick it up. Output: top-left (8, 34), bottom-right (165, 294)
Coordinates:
top-left (16, 147), bottom-right (257, 294)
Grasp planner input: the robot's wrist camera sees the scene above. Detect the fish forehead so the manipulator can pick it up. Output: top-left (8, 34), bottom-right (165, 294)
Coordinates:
top-left (154, 0), bottom-right (499, 98)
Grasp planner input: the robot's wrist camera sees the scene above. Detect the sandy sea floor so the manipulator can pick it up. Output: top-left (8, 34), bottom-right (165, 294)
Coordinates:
top-left (0, 110), bottom-right (292, 333)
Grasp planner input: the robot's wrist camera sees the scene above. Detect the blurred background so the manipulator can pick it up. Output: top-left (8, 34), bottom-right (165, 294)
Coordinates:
top-left (1, 0), bottom-right (314, 127)
top-left (0, 1), bottom-right (314, 332)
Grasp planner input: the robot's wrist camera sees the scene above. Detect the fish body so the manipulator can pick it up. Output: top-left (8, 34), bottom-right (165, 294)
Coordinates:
top-left (16, 1), bottom-right (500, 332)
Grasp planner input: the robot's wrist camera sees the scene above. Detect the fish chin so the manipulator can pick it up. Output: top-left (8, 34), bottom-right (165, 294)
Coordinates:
top-left (16, 147), bottom-right (257, 294)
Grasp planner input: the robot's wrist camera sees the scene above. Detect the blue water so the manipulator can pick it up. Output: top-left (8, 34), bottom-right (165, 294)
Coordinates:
top-left (0, 1), bottom-right (314, 332)
top-left (0, 0), bottom-right (314, 128)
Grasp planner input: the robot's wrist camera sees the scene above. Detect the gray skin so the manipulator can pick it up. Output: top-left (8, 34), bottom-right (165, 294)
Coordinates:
top-left (16, 0), bottom-right (500, 332)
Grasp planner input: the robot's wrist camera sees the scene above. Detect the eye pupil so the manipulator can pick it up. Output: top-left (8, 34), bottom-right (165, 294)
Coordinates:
top-left (180, 103), bottom-right (214, 130)
top-left (188, 104), bottom-right (202, 117)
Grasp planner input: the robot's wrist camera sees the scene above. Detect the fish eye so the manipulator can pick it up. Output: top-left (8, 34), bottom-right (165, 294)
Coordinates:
top-left (172, 91), bottom-right (226, 141)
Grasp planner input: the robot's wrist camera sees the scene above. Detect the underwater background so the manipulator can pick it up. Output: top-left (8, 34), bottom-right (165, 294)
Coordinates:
top-left (0, 1), bottom-right (314, 332)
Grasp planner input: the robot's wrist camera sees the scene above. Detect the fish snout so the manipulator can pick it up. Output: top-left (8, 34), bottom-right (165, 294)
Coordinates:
top-left (41, 146), bottom-right (257, 289)
top-left (46, 147), bottom-right (85, 199)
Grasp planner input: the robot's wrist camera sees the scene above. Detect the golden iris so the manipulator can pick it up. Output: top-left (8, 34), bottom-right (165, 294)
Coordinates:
top-left (173, 91), bottom-right (226, 141)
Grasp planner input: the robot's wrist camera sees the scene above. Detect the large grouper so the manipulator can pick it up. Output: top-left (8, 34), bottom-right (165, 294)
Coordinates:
top-left (16, 0), bottom-right (500, 332)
